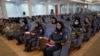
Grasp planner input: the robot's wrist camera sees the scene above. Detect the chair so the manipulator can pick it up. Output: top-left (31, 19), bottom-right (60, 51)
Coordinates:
top-left (53, 25), bottom-right (72, 56)
top-left (35, 24), bottom-right (56, 49)
top-left (44, 17), bottom-right (51, 24)
top-left (41, 23), bottom-right (47, 33)
top-left (71, 28), bottom-right (84, 49)
top-left (44, 24), bottom-right (56, 38)
top-left (92, 18), bottom-right (98, 35)
top-left (84, 29), bottom-right (92, 41)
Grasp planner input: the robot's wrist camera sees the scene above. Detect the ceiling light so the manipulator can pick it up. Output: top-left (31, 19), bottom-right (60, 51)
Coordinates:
top-left (6, 0), bottom-right (11, 1)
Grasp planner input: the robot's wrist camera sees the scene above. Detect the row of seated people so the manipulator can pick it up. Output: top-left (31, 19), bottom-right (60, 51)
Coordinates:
top-left (0, 19), bottom-right (18, 37)
top-left (0, 12), bottom-right (100, 56)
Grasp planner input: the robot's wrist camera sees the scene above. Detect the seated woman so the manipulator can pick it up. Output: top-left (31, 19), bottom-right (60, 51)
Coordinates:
top-left (72, 17), bottom-right (83, 35)
top-left (24, 22), bottom-right (44, 52)
top-left (43, 21), bottom-right (67, 56)
top-left (71, 17), bottom-right (83, 49)
top-left (12, 21), bottom-right (29, 45)
top-left (40, 18), bottom-right (46, 32)
top-left (83, 17), bottom-right (91, 40)
top-left (51, 17), bottom-right (57, 24)
top-left (84, 17), bottom-right (91, 32)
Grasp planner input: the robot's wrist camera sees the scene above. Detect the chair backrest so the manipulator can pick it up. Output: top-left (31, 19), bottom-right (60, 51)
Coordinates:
top-left (41, 23), bottom-right (47, 33)
top-left (44, 24), bottom-right (56, 38)
top-left (60, 43), bottom-right (71, 56)
top-left (28, 22), bottom-right (35, 32)
top-left (44, 17), bottom-right (51, 24)
top-left (64, 24), bottom-right (72, 40)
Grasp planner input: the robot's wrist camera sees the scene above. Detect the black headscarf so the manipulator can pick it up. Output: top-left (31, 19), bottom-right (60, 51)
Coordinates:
top-left (73, 17), bottom-right (81, 28)
top-left (51, 17), bottom-right (57, 24)
top-left (35, 21), bottom-right (41, 29)
top-left (56, 21), bottom-right (64, 32)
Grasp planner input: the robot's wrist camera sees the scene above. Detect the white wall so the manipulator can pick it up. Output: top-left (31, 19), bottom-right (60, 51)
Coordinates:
top-left (32, 4), bottom-right (55, 15)
top-left (6, 2), bottom-right (18, 17)
top-left (6, 2), bottom-right (29, 17)
top-left (88, 4), bottom-right (100, 11)
top-left (6, 2), bottom-right (54, 16)
top-left (32, 4), bottom-right (46, 15)
top-left (61, 5), bottom-right (67, 14)
top-left (18, 3), bottom-right (29, 16)
top-left (91, 5), bottom-right (100, 11)
top-left (69, 4), bottom-right (73, 13)
top-left (0, 6), bottom-right (3, 18)
top-left (48, 4), bottom-right (55, 14)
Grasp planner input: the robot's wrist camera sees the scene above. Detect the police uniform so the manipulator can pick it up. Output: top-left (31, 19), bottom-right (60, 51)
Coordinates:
top-left (24, 27), bottom-right (44, 51)
top-left (43, 29), bottom-right (67, 56)
top-left (13, 24), bottom-right (29, 45)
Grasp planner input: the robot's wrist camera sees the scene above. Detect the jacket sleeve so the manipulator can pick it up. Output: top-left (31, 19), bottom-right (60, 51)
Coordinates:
top-left (36, 28), bottom-right (44, 36)
top-left (55, 31), bottom-right (67, 44)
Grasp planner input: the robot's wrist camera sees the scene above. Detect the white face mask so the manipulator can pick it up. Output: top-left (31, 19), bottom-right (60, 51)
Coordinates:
top-left (74, 22), bottom-right (79, 25)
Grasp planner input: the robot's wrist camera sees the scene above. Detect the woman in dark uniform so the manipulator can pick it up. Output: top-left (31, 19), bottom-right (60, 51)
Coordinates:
top-left (43, 21), bottom-right (67, 56)
top-left (24, 22), bottom-right (44, 52)
top-left (40, 18), bottom-right (46, 32)
top-left (83, 17), bottom-right (91, 40)
top-left (51, 17), bottom-right (57, 24)
top-left (13, 21), bottom-right (29, 45)
top-left (71, 17), bottom-right (83, 49)
top-left (72, 17), bottom-right (82, 33)
top-left (84, 17), bottom-right (91, 32)
top-left (84, 17), bottom-right (91, 33)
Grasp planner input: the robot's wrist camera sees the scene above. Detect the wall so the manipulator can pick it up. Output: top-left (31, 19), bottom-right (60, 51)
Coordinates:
top-left (88, 4), bottom-right (100, 12)
top-left (18, 3), bottom-right (29, 16)
top-left (6, 2), bottom-right (29, 17)
top-left (6, 2), bottom-right (18, 17)
top-left (61, 4), bottom-right (67, 14)
top-left (0, 6), bottom-right (2, 18)
top-left (32, 4), bottom-right (46, 15)
top-left (69, 4), bottom-right (73, 13)
top-left (6, 2), bottom-right (55, 17)
top-left (48, 4), bottom-right (55, 14)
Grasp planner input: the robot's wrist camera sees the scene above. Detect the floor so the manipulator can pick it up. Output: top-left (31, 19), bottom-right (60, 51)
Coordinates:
top-left (0, 32), bottom-right (100, 56)
top-left (0, 38), bottom-right (17, 56)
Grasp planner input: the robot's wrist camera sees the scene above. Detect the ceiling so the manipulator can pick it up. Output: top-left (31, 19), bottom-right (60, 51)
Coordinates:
top-left (5, 0), bottom-right (100, 4)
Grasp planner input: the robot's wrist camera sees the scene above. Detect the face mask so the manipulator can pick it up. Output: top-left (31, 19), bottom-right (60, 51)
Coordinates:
top-left (74, 22), bottom-right (79, 25)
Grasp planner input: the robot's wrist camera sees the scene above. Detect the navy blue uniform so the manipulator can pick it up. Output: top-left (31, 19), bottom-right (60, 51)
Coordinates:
top-left (13, 24), bottom-right (29, 45)
top-left (43, 29), bottom-right (67, 56)
top-left (24, 27), bottom-right (44, 51)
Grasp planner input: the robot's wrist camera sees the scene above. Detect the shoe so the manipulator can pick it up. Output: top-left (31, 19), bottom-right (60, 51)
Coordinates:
top-left (24, 49), bottom-right (32, 52)
top-left (24, 49), bottom-right (28, 52)
top-left (16, 43), bottom-right (22, 45)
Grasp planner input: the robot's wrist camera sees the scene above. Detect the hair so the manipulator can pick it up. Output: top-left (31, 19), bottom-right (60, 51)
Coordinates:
top-left (41, 17), bottom-right (45, 23)
top-left (84, 17), bottom-right (90, 23)
top-left (56, 21), bottom-right (64, 31)
top-left (61, 15), bottom-right (64, 19)
top-left (66, 17), bottom-right (70, 21)
top-left (23, 11), bottom-right (26, 15)
top-left (35, 21), bottom-right (41, 29)
top-left (74, 17), bottom-right (81, 23)
top-left (23, 17), bottom-right (28, 24)
top-left (73, 17), bottom-right (81, 26)
top-left (51, 17), bottom-right (57, 24)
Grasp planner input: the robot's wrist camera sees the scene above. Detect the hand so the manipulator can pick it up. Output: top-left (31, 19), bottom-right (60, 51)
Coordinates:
top-left (39, 37), bottom-right (43, 39)
top-left (77, 32), bottom-right (82, 35)
top-left (31, 33), bottom-right (35, 36)
top-left (83, 29), bottom-right (86, 32)
top-left (17, 30), bottom-right (20, 32)
top-left (50, 40), bottom-right (55, 44)
top-left (72, 32), bottom-right (75, 35)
